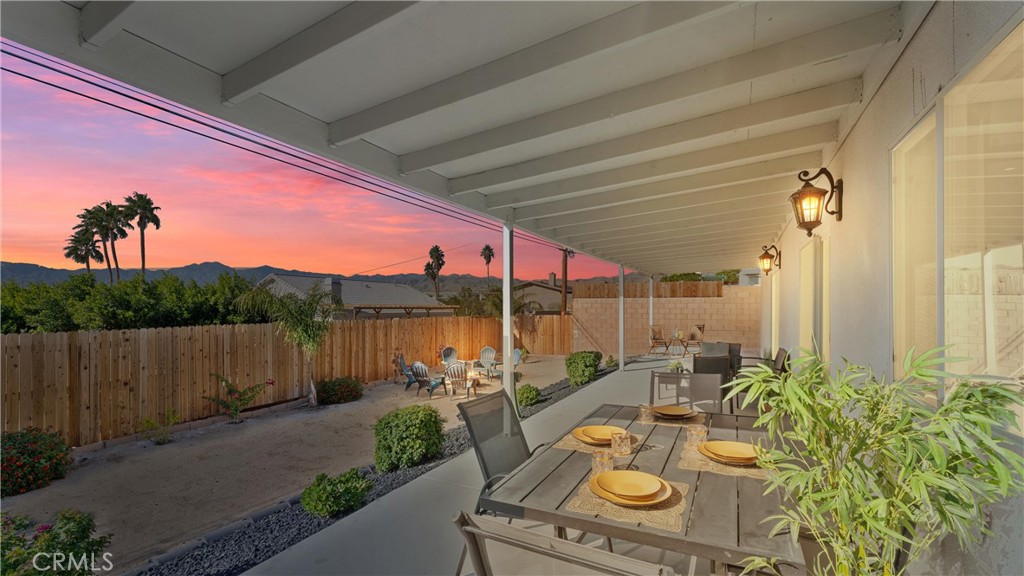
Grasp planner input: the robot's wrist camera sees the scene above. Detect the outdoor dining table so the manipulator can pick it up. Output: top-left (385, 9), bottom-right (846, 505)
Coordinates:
top-left (478, 403), bottom-right (802, 573)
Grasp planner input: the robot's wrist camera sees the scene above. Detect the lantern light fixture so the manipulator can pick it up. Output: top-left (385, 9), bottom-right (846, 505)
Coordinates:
top-left (758, 244), bottom-right (781, 275)
top-left (790, 167), bottom-right (843, 237)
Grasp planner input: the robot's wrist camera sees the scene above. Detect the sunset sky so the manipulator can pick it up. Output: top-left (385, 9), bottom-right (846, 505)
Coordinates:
top-left (0, 42), bottom-right (620, 281)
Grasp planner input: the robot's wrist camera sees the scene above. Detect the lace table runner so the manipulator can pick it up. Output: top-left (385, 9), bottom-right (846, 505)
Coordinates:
top-left (566, 480), bottom-right (690, 533)
top-left (553, 432), bottom-right (642, 454)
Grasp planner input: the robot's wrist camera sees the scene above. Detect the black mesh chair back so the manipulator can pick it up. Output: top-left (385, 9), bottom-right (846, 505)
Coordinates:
top-left (649, 371), bottom-right (689, 405)
top-left (727, 343), bottom-right (742, 377)
top-left (689, 373), bottom-right (725, 413)
top-left (772, 348), bottom-right (789, 374)
top-left (700, 341), bottom-right (729, 357)
top-left (458, 390), bottom-right (532, 489)
top-left (693, 354), bottom-right (732, 385)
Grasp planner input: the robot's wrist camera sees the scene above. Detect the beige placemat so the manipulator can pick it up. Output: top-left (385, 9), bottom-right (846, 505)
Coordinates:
top-left (677, 444), bottom-right (769, 480)
top-left (553, 432), bottom-right (642, 454)
top-left (566, 480), bottom-right (690, 533)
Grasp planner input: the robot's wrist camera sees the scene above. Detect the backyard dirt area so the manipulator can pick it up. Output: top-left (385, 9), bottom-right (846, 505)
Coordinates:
top-left (1, 355), bottom-right (569, 575)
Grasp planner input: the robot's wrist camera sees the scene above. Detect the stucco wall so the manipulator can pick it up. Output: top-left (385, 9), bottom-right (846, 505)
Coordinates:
top-left (764, 2), bottom-right (1023, 376)
top-left (573, 285), bottom-right (760, 356)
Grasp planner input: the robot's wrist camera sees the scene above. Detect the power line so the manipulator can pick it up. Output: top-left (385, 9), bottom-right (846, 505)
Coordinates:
top-left (1, 42), bottom-right (565, 253)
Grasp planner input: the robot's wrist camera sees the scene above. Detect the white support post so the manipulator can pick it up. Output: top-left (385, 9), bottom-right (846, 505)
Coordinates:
top-left (502, 221), bottom-right (517, 410)
top-left (649, 275), bottom-right (655, 328)
top-left (618, 265), bottom-right (625, 372)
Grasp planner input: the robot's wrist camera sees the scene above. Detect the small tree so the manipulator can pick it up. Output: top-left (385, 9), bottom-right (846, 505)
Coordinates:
top-left (235, 283), bottom-right (340, 406)
top-left (424, 244), bottom-right (445, 298)
top-left (480, 244), bottom-right (495, 283)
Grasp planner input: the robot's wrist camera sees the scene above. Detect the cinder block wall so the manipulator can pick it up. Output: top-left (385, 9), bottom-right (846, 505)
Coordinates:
top-left (572, 286), bottom-right (761, 356)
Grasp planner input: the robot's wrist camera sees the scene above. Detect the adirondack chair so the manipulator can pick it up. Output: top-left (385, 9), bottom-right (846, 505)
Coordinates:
top-left (441, 346), bottom-right (458, 369)
top-left (474, 346), bottom-right (497, 380)
top-left (411, 361), bottom-right (448, 399)
top-left (397, 353), bottom-right (417, 391)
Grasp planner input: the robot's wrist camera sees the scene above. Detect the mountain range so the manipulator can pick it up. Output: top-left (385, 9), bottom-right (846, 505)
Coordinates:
top-left (0, 261), bottom-right (647, 295)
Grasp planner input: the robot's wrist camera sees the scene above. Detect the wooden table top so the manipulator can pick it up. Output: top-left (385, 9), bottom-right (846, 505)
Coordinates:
top-left (479, 403), bottom-right (802, 569)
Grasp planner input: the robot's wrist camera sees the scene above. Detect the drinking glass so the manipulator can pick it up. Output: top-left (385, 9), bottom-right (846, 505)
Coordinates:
top-left (685, 425), bottom-right (707, 449)
top-left (591, 450), bottom-right (614, 477)
top-left (638, 403), bottom-right (654, 424)
top-left (610, 430), bottom-right (632, 456)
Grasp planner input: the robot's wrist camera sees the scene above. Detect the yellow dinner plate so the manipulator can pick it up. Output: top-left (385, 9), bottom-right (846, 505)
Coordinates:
top-left (702, 440), bottom-right (757, 460)
top-left (578, 425), bottom-right (628, 442)
top-left (588, 475), bottom-right (673, 507)
top-left (595, 470), bottom-right (663, 499)
top-left (697, 443), bottom-right (757, 466)
top-left (652, 405), bottom-right (693, 418)
top-left (571, 427), bottom-right (610, 445)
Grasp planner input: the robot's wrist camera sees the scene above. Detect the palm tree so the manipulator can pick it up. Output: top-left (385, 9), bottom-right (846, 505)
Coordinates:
top-left (425, 244), bottom-right (445, 298)
top-left (98, 201), bottom-right (132, 282)
top-left (480, 244), bottom-right (494, 283)
top-left (235, 282), bottom-right (341, 407)
top-left (63, 229), bottom-right (104, 273)
top-left (74, 206), bottom-right (113, 284)
top-left (123, 192), bottom-right (161, 279)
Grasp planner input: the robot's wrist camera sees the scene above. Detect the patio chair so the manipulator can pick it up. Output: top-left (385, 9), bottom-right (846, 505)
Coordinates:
top-left (475, 346), bottom-right (497, 380)
top-left (649, 371), bottom-right (690, 406)
top-left (446, 361), bottom-right (474, 400)
top-left (693, 354), bottom-right (732, 386)
top-left (680, 324), bottom-right (705, 357)
top-left (772, 347), bottom-right (789, 374)
top-left (495, 348), bottom-right (522, 374)
top-left (454, 512), bottom-right (675, 576)
top-left (689, 373), bottom-right (726, 414)
top-left (727, 343), bottom-right (742, 379)
top-left (699, 341), bottom-right (729, 357)
top-left (441, 346), bottom-right (458, 368)
top-left (648, 324), bottom-right (671, 356)
top-left (397, 354), bottom-right (417, 391)
top-left (411, 361), bottom-right (448, 399)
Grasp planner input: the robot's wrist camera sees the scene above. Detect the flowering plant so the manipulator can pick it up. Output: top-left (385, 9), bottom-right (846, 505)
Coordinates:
top-left (1, 427), bottom-right (72, 496)
top-left (206, 374), bottom-right (274, 423)
top-left (2, 510), bottom-right (111, 576)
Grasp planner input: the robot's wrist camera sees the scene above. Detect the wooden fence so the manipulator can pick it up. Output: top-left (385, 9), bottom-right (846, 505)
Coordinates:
top-left (1, 315), bottom-right (572, 446)
top-left (573, 281), bottom-right (723, 299)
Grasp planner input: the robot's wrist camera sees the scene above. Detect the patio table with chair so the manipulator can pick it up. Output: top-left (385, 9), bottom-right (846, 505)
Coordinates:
top-left (475, 403), bottom-right (802, 574)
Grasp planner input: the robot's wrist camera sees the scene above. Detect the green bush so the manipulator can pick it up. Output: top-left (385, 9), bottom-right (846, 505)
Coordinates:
top-left (605, 355), bottom-right (619, 369)
top-left (139, 408), bottom-right (180, 445)
top-left (300, 468), bottom-right (373, 517)
top-left (316, 377), bottom-right (364, 405)
top-left (516, 384), bottom-right (541, 407)
top-left (373, 405), bottom-right (446, 472)
top-left (2, 510), bottom-right (111, 576)
top-left (565, 351), bottom-right (602, 387)
top-left (1, 428), bottom-right (73, 497)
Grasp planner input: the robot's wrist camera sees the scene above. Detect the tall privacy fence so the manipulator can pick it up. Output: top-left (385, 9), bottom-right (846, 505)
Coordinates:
top-left (574, 280), bottom-right (724, 299)
top-left (1, 315), bottom-right (572, 446)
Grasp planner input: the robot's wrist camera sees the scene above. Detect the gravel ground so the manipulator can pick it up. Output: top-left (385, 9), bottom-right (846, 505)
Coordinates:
top-left (135, 369), bottom-right (611, 576)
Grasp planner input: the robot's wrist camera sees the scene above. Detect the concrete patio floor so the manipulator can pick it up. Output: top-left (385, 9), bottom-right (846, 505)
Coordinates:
top-left (247, 356), bottom-right (684, 576)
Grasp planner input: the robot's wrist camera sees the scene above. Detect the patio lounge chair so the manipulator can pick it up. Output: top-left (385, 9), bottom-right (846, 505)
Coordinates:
top-left (441, 346), bottom-right (458, 369)
top-left (648, 324), bottom-right (671, 356)
top-left (475, 346), bottom-right (497, 380)
top-left (454, 512), bottom-right (675, 576)
top-left (411, 361), bottom-right (448, 399)
top-left (397, 354), bottom-right (417, 391)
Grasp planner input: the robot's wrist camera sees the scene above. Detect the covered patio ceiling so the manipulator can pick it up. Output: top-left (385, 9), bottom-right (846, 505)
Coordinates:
top-left (1, 1), bottom-right (913, 274)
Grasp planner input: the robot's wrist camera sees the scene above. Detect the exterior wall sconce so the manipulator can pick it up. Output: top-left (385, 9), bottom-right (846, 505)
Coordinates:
top-left (759, 244), bottom-right (781, 275)
top-left (790, 167), bottom-right (843, 237)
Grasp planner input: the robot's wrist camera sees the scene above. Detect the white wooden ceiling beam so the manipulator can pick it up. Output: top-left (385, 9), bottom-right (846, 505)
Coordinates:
top-left (617, 243), bottom-right (770, 266)
top-left (454, 79), bottom-right (860, 193)
top-left (326, 2), bottom-right (740, 146)
top-left (80, 1), bottom-right (134, 49)
top-left (483, 123), bottom-right (835, 208)
top-left (564, 205), bottom-right (789, 244)
top-left (578, 215), bottom-right (785, 252)
top-left (624, 255), bottom-right (758, 273)
top-left (513, 152), bottom-right (819, 221)
top-left (404, 8), bottom-right (897, 173)
top-left (533, 175), bottom-right (794, 230)
top-left (591, 225), bottom-right (783, 257)
top-left (223, 2), bottom-right (418, 105)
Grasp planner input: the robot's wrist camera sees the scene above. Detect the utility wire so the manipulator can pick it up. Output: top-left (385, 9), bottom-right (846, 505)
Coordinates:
top-left (1, 43), bottom-right (565, 253)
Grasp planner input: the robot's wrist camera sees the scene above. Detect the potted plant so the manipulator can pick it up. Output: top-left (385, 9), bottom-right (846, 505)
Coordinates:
top-left (725, 347), bottom-right (1024, 576)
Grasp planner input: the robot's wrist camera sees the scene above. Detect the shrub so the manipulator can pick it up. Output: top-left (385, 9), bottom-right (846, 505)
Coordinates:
top-left (605, 355), bottom-right (619, 369)
top-left (300, 468), bottom-right (373, 517)
top-left (373, 405), bottom-right (446, 472)
top-left (206, 374), bottom-right (274, 422)
top-left (139, 408), bottom-right (180, 445)
top-left (316, 377), bottom-right (364, 405)
top-left (565, 351), bottom-right (602, 387)
top-left (1, 428), bottom-right (73, 497)
top-left (516, 384), bottom-right (541, 407)
top-left (2, 510), bottom-right (111, 576)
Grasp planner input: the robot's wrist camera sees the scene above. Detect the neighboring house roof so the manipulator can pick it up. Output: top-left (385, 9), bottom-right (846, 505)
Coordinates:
top-left (258, 273), bottom-right (453, 310)
top-left (515, 280), bottom-right (573, 294)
